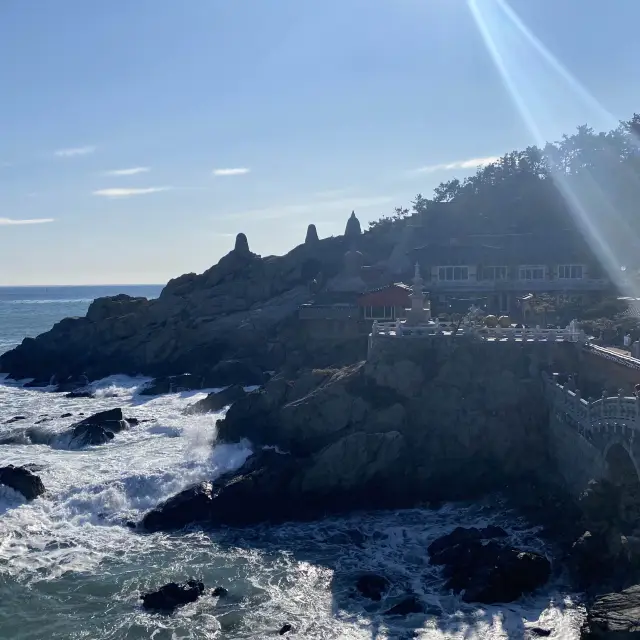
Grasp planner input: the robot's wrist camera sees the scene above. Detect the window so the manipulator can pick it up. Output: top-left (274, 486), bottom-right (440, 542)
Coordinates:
top-left (519, 265), bottom-right (545, 280)
top-left (481, 266), bottom-right (508, 281)
top-left (558, 265), bottom-right (584, 279)
top-left (364, 305), bottom-right (394, 319)
top-left (437, 266), bottom-right (469, 281)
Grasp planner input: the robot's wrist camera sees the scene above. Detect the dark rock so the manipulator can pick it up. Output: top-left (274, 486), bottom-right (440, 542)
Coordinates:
top-left (125, 521), bottom-right (137, 529)
top-left (60, 413), bottom-right (72, 419)
top-left (429, 527), bottom-right (551, 604)
top-left (234, 232), bottom-right (250, 254)
top-left (5, 416), bottom-right (26, 424)
top-left (344, 210), bottom-right (361, 238)
top-left (279, 623), bottom-right (293, 635)
top-left (305, 224), bottom-right (319, 245)
top-left (141, 451), bottom-right (301, 531)
top-left (356, 574), bottom-right (389, 601)
top-left (65, 390), bottom-right (94, 399)
top-left (212, 586), bottom-right (228, 597)
top-left (184, 385), bottom-right (247, 415)
top-left (567, 530), bottom-right (623, 589)
top-left (0, 465), bottom-right (45, 500)
top-left (141, 481), bottom-right (216, 532)
top-left (140, 373), bottom-right (204, 396)
top-left (203, 359), bottom-right (265, 388)
top-left (384, 596), bottom-right (424, 616)
top-left (583, 584), bottom-right (640, 637)
top-left (67, 408), bottom-right (129, 447)
top-left (141, 580), bottom-right (205, 613)
top-left (54, 375), bottom-right (90, 393)
top-left (529, 628), bottom-right (552, 637)
top-left (23, 379), bottom-right (50, 388)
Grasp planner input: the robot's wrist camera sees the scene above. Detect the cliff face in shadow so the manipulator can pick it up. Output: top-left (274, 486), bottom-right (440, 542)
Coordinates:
top-left (0, 231), bottom-right (389, 382)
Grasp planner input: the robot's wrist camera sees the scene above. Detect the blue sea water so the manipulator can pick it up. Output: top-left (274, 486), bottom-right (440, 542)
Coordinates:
top-left (0, 285), bottom-right (163, 354)
top-left (0, 285), bottom-right (586, 638)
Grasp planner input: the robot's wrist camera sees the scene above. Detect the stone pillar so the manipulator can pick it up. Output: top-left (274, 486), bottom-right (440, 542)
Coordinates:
top-left (234, 233), bottom-right (250, 255)
top-left (345, 211), bottom-right (362, 238)
top-left (305, 224), bottom-right (319, 245)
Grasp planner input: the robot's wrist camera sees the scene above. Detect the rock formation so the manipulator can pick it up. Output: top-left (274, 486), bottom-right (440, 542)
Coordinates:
top-left (140, 340), bottom-right (559, 532)
top-left (0, 465), bottom-right (45, 500)
top-left (345, 211), bottom-right (361, 238)
top-left (304, 224), bottom-right (319, 245)
top-left (0, 219), bottom-right (396, 383)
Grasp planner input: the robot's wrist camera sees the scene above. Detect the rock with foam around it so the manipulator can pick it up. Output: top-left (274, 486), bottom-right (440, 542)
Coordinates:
top-left (141, 580), bottom-right (205, 613)
top-left (0, 465), bottom-right (45, 500)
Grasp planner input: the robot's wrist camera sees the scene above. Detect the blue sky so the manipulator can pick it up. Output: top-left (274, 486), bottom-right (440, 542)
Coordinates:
top-left (2, 0), bottom-right (640, 285)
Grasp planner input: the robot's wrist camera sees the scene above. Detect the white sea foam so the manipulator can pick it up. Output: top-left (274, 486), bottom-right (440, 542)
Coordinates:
top-left (0, 377), bottom-right (586, 639)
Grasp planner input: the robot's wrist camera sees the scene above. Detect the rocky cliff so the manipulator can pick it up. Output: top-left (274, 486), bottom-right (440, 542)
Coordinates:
top-left (0, 228), bottom-right (391, 383)
top-left (141, 339), bottom-right (564, 532)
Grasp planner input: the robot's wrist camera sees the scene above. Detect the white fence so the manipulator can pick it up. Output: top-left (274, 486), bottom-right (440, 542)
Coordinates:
top-left (543, 372), bottom-right (640, 429)
top-left (371, 319), bottom-right (586, 343)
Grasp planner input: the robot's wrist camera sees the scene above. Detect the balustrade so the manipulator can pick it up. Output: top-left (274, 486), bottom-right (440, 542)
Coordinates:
top-left (543, 371), bottom-right (640, 431)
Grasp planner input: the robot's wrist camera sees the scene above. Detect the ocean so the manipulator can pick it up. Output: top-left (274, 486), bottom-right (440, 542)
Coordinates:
top-left (0, 286), bottom-right (586, 639)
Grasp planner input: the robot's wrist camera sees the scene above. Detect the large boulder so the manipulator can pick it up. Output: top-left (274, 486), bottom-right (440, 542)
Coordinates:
top-left (583, 584), bottom-right (640, 638)
top-left (141, 580), bottom-right (205, 613)
top-left (139, 373), bottom-right (205, 396)
top-left (67, 408), bottom-right (130, 447)
top-left (428, 527), bottom-right (551, 604)
top-left (203, 359), bottom-right (265, 388)
top-left (0, 465), bottom-right (45, 500)
top-left (184, 385), bottom-right (247, 414)
top-left (140, 451), bottom-right (300, 531)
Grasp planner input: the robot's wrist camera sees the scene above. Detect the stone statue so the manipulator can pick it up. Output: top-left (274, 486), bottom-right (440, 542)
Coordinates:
top-left (344, 211), bottom-right (362, 238)
top-left (234, 233), bottom-right (250, 255)
top-left (305, 224), bottom-right (319, 245)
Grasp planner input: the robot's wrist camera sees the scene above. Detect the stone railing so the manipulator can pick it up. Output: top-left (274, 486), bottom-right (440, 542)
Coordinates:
top-left (543, 371), bottom-right (640, 430)
top-left (583, 343), bottom-right (640, 371)
top-left (371, 320), bottom-right (586, 343)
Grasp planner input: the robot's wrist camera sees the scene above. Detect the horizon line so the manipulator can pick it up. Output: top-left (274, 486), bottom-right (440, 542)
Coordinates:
top-left (0, 283), bottom-right (165, 288)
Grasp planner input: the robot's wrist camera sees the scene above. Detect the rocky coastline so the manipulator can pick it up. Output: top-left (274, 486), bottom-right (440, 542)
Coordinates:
top-left (2, 220), bottom-right (639, 636)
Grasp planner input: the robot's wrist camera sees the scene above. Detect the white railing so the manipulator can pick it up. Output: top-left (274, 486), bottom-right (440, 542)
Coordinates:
top-left (584, 343), bottom-right (640, 371)
top-left (428, 278), bottom-right (610, 292)
top-left (371, 319), bottom-right (585, 343)
top-left (543, 372), bottom-right (640, 430)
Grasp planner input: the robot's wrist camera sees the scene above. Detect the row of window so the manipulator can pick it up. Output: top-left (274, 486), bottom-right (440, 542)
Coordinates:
top-left (436, 265), bottom-right (585, 281)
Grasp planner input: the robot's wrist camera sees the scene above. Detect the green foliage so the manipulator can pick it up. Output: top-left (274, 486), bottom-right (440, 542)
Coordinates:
top-left (368, 114), bottom-right (640, 242)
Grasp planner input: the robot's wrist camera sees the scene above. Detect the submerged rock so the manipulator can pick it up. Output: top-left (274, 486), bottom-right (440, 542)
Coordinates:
top-left (429, 527), bottom-right (550, 604)
top-left (212, 586), bottom-right (228, 598)
top-left (356, 574), bottom-right (389, 601)
top-left (383, 595), bottom-right (424, 616)
top-left (0, 465), bottom-right (45, 500)
top-left (279, 623), bottom-right (293, 635)
top-left (141, 580), bottom-right (205, 613)
top-left (184, 385), bottom-right (246, 415)
top-left (4, 416), bottom-right (26, 424)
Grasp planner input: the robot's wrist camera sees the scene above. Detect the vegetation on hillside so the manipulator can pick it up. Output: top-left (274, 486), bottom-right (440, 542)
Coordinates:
top-left (370, 114), bottom-right (640, 248)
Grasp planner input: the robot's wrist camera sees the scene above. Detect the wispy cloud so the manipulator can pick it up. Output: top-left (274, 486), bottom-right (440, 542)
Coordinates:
top-left (412, 155), bottom-right (501, 174)
top-left (0, 217), bottom-right (54, 225)
top-left (93, 187), bottom-right (170, 198)
top-left (103, 167), bottom-right (150, 176)
top-left (54, 146), bottom-right (96, 158)
top-left (220, 195), bottom-right (393, 222)
top-left (212, 167), bottom-right (250, 177)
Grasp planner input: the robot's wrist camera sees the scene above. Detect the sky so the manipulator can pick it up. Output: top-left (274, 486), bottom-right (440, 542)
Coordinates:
top-left (2, 0), bottom-right (640, 285)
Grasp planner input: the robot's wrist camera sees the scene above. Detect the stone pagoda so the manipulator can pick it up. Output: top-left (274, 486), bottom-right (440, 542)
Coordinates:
top-left (404, 262), bottom-right (431, 325)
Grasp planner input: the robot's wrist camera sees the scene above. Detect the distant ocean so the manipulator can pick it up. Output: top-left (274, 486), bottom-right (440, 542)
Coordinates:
top-left (0, 285), bottom-right (163, 355)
